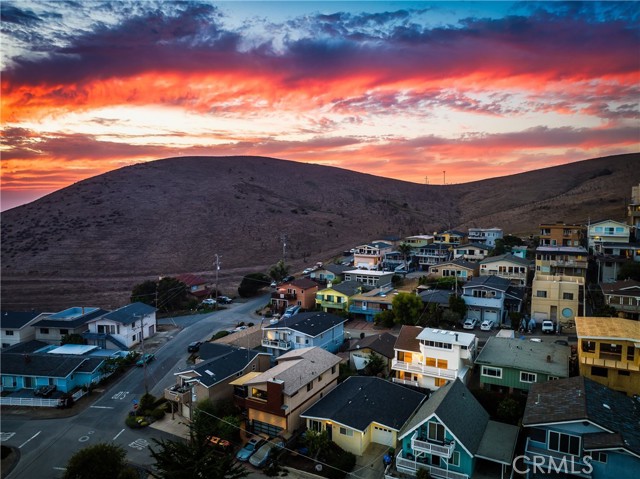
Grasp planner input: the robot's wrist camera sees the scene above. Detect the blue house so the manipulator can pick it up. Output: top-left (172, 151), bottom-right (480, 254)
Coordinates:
top-left (522, 376), bottom-right (640, 479)
top-left (390, 379), bottom-right (519, 479)
top-left (261, 311), bottom-right (346, 359)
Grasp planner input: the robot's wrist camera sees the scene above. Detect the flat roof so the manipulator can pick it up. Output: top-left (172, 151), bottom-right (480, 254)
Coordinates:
top-left (475, 420), bottom-right (520, 465)
top-left (416, 328), bottom-right (475, 346)
top-left (344, 269), bottom-right (393, 276)
top-left (47, 344), bottom-right (99, 355)
top-left (575, 316), bottom-right (640, 342)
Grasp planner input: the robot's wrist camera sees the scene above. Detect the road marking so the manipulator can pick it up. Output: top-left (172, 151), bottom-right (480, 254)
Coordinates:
top-left (89, 406), bottom-right (114, 409)
top-left (0, 432), bottom-right (16, 442)
top-left (19, 431), bottom-right (41, 448)
top-left (112, 391), bottom-right (130, 400)
top-left (129, 438), bottom-right (149, 451)
top-left (79, 436), bottom-right (90, 442)
top-left (113, 429), bottom-right (125, 441)
top-left (53, 467), bottom-right (66, 471)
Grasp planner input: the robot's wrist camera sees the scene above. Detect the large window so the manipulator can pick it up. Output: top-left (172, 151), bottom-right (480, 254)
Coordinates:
top-left (562, 292), bottom-right (574, 300)
top-left (520, 372), bottom-right (537, 383)
top-left (591, 367), bottom-right (608, 378)
top-left (481, 366), bottom-right (502, 378)
top-left (449, 451), bottom-right (460, 467)
top-left (428, 422), bottom-right (445, 443)
top-left (548, 431), bottom-right (580, 456)
top-left (581, 340), bottom-right (595, 353)
top-left (339, 427), bottom-right (353, 437)
top-left (536, 290), bottom-right (547, 298)
top-left (627, 346), bottom-right (635, 362)
top-left (5, 330), bottom-right (14, 336)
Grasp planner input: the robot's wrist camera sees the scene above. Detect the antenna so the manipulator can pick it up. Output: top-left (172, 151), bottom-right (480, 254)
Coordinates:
top-left (443, 171), bottom-right (446, 185)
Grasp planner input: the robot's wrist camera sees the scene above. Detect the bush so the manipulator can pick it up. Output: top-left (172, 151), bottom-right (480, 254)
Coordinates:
top-left (212, 330), bottom-right (229, 340)
top-left (125, 415), bottom-right (143, 428)
top-left (323, 443), bottom-right (356, 479)
top-left (151, 408), bottom-right (166, 420)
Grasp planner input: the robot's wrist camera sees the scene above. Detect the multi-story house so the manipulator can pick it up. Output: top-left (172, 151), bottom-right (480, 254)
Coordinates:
top-left (479, 253), bottom-right (531, 287)
top-left (261, 311), bottom-right (346, 359)
top-left (531, 274), bottom-right (584, 325)
top-left (390, 379), bottom-right (520, 479)
top-left (270, 278), bottom-right (318, 314)
top-left (33, 307), bottom-right (109, 346)
top-left (348, 287), bottom-right (394, 322)
top-left (316, 281), bottom-right (362, 314)
top-left (475, 337), bottom-right (570, 393)
top-left (309, 264), bottom-right (350, 284)
top-left (539, 222), bottom-right (585, 247)
top-left (427, 259), bottom-right (478, 283)
top-left (575, 316), bottom-right (640, 396)
top-left (467, 227), bottom-right (503, 247)
top-left (383, 250), bottom-right (410, 272)
top-left (600, 279), bottom-right (640, 320)
top-left (405, 235), bottom-right (435, 248)
top-left (588, 219), bottom-right (631, 254)
top-left (347, 332), bottom-right (396, 375)
top-left (452, 243), bottom-right (491, 262)
top-left (0, 311), bottom-right (49, 349)
top-left (391, 325), bottom-right (477, 391)
top-left (535, 246), bottom-right (589, 278)
top-left (233, 347), bottom-right (341, 436)
top-left (433, 230), bottom-right (467, 247)
top-left (84, 302), bottom-right (157, 350)
top-left (165, 343), bottom-right (271, 419)
top-left (352, 241), bottom-right (394, 270)
top-left (595, 241), bottom-right (640, 283)
top-left (628, 183), bottom-right (640, 230)
top-left (461, 276), bottom-right (524, 327)
top-left (301, 376), bottom-right (426, 455)
top-left (522, 376), bottom-right (640, 479)
top-left (343, 269), bottom-right (394, 288)
top-left (415, 244), bottom-right (452, 271)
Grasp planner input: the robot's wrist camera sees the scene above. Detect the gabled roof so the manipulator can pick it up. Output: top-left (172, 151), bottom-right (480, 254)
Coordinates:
top-left (575, 316), bottom-right (639, 342)
top-left (1, 311), bottom-right (47, 329)
top-left (175, 273), bottom-right (209, 287)
top-left (1, 347), bottom-right (104, 378)
top-left (523, 376), bottom-right (640, 457)
top-left (436, 258), bottom-right (477, 270)
top-left (463, 275), bottom-right (511, 292)
top-left (348, 332), bottom-right (397, 359)
top-left (98, 302), bottom-right (156, 326)
top-left (263, 312), bottom-right (346, 337)
top-left (589, 219), bottom-right (629, 228)
top-left (394, 325), bottom-right (422, 352)
top-left (33, 308), bottom-right (109, 328)
top-left (245, 347), bottom-right (340, 395)
top-left (323, 264), bottom-right (350, 275)
top-left (301, 376), bottom-right (425, 432)
top-left (418, 289), bottom-right (453, 306)
top-left (480, 253), bottom-right (531, 266)
top-left (399, 379), bottom-right (490, 457)
top-left (324, 280), bottom-right (361, 296)
top-left (289, 278), bottom-right (319, 290)
top-left (600, 279), bottom-right (640, 296)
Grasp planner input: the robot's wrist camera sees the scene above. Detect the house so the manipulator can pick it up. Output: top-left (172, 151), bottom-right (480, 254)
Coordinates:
top-left (628, 183), bottom-right (640, 230)
top-left (575, 316), bottom-right (640, 396)
top-left (391, 325), bottom-right (477, 391)
top-left (383, 250), bottom-right (410, 272)
top-left (530, 274), bottom-right (584, 325)
top-left (352, 241), bottom-right (394, 270)
top-left (539, 222), bottom-right (585, 247)
top-left (511, 245), bottom-right (528, 259)
top-left (405, 235), bottom-right (435, 248)
top-left (479, 253), bottom-right (531, 287)
top-left (232, 347), bottom-right (341, 436)
top-left (467, 227), bottom-right (503, 247)
top-left (415, 244), bottom-right (452, 271)
top-left (261, 311), bottom-right (346, 359)
top-left (535, 246), bottom-right (589, 278)
top-left (453, 243), bottom-right (491, 262)
top-left (0, 340), bottom-right (107, 394)
top-left (588, 220), bottom-right (631, 254)
top-left (270, 278), bottom-right (318, 314)
top-left (522, 376), bottom-right (640, 479)
top-left (309, 264), bottom-right (350, 283)
top-left (175, 273), bottom-right (214, 301)
top-left (164, 343), bottom-right (271, 419)
top-left (475, 337), bottom-right (571, 393)
top-left (428, 259), bottom-right (479, 283)
top-left (343, 269), bottom-right (394, 288)
top-left (316, 281), bottom-right (362, 314)
top-left (348, 287), bottom-right (394, 322)
top-left (301, 376), bottom-right (426, 455)
top-left (84, 302), bottom-right (157, 350)
top-left (418, 289), bottom-right (455, 311)
top-left (433, 230), bottom-right (467, 247)
top-left (1, 311), bottom-right (49, 349)
top-left (595, 242), bottom-right (640, 283)
top-left (600, 280), bottom-right (640, 320)
top-left (347, 332), bottom-right (396, 374)
top-left (391, 379), bottom-right (519, 479)
top-left (461, 276), bottom-right (524, 327)
top-left (33, 307), bottom-right (109, 345)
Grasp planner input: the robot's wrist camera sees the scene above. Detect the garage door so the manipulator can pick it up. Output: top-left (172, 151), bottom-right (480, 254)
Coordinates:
top-left (372, 425), bottom-right (394, 446)
top-left (484, 310), bottom-right (498, 322)
top-left (467, 309), bottom-right (481, 321)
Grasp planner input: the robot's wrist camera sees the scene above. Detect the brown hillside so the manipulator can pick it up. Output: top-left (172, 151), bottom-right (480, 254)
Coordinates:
top-left (1, 153), bottom-right (638, 311)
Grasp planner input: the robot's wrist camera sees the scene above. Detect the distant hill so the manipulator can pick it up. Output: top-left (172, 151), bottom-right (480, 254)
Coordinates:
top-left (1, 153), bottom-right (638, 310)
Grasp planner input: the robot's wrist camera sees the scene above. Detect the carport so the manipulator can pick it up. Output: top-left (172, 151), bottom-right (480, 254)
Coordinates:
top-left (474, 420), bottom-right (520, 479)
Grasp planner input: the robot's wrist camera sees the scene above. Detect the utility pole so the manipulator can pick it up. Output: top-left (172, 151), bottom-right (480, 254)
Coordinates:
top-left (214, 254), bottom-right (221, 308)
top-left (443, 170), bottom-right (446, 185)
top-left (281, 234), bottom-right (287, 263)
top-left (136, 314), bottom-right (148, 394)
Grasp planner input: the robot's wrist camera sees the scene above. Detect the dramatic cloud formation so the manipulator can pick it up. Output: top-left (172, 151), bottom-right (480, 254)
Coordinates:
top-left (1, 1), bottom-right (638, 210)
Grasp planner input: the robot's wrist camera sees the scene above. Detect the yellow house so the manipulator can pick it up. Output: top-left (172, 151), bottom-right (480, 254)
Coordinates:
top-left (575, 316), bottom-right (640, 396)
top-left (316, 281), bottom-right (361, 313)
top-left (300, 376), bottom-right (426, 455)
top-left (530, 274), bottom-right (584, 325)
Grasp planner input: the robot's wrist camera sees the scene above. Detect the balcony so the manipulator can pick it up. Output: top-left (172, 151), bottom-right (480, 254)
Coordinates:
top-left (393, 451), bottom-right (468, 479)
top-left (317, 299), bottom-right (346, 310)
top-left (261, 338), bottom-right (292, 350)
top-left (524, 438), bottom-right (592, 478)
top-left (392, 377), bottom-right (421, 388)
top-left (164, 384), bottom-right (192, 403)
top-left (549, 259), bottom-right (588, 269)
top-left (483, 271), bottom-right (526, 279)
top-left (411, 432), bottom-right (455, 458)
top-left (392, 359), bottom-right (457, 379)
top-left (271, 292), bottom-right (297, 301)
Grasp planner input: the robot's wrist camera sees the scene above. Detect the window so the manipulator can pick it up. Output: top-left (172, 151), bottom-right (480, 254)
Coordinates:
top-left (331, 366), bottom-right (336, 374)
top-left (582, 340), bottom-right (595, 353)
top-left (627, 346), bottom-right (635, 361)
top-left (339, 427), bottom-right (353, 437)
top-left (481, 366), bottom-right (502, 378)
top-left (536, 290), bottom-right (547, 298)
top-left (307, 382), bottom-right (313, 392)
top-left (591, 452), bottom-right (607, 463)
top-left (60, 329), bottom-right (69, 335)
top-left (310, 420), bottom-right (322, 432)
top-left (5, 330), bottom-right (14, 336)
top-left (520, 371), bottom-right (537, 383)
top-left (562, 292), bottom-right (574, 300)
top-left (40, 328), bottom-right (49, 334)
top-left (427, 422), bottom-right (445, 442)
top-left (530, 428), bottom-right (546, 444)
top-left (251, 388), bottom-right (268, 400)
top-left (591, 366), bottom-right (608, 378)
top-left (318, 374), bottom-right (323, 382)
top-left (435, 378), bottom-right (447, 387)
top-left (450, 451), bottom-right (460, 467)
top-left (548, 431), bottom-right (580, 456)
top-left (548, 376), bottom-right (559, 381)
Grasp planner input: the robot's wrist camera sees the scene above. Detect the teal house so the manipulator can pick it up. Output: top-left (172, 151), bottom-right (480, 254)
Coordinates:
top-left (389, 379), bottom-right (519, 479)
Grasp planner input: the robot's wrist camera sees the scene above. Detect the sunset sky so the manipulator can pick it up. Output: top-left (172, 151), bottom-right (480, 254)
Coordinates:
top-left (1, 1), bottom-right (639, 211)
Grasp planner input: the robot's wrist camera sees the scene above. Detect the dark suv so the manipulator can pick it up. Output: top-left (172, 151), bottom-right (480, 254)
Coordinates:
top-left (188, 341), bottom-right (203, 352)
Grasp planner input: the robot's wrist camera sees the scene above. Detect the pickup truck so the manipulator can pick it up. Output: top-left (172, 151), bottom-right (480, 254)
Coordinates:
top-left (541, 320), bottom-right (556, 334)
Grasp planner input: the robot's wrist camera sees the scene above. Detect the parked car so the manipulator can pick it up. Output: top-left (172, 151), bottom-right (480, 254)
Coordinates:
top-left (201, 298), bottom-right (217, 306)
top-left (541, 320), bottom-right (556, 334)
top-left (270, 280), bottom-right (277, 288)
top-left (302, 268), bottom-right (314, 275)
top-left (217, 296), bottom-right (233, 304)
top-left (249, 438), bottom-right (285, 468)
top-left (463, 318), bottom-right (478, 330)
top-left (136, 353), bottom-right (155, 366)
top-left (282, 305), bottom-right (301, 319)
top-left (236, 437), bottom-right (264, 462)
top-left (187, 341), bottom-right (202, 352)
top-left (34, 385), bottom-right (57, 397)
top-left (282, 275), bottom-right (295, 283)
top-left (480, 319), bottom-right (494, 331)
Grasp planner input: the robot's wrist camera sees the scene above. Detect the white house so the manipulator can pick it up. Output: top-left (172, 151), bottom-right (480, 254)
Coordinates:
top-left (467, 227), bottom-right (503, 247)
top-left (84, 302), bottom-right (157, 350)
top-left (0, 311), bottom-right (50, 349)
top-left (588, 220), bottom-right (631, 253)
top-left (343, 269), bottom-right (394, 288)
top-left (479, 253), bottom-right (531, 287)
top-left (352, 241), bottom-right (394, 270)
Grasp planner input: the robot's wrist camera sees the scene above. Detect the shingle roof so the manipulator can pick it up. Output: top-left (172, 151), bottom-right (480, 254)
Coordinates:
top-left (33, 308), bottom-right (109, 328)
top-left (99, 302), bottom-right (156, 325)
top-left (324, 264), bottom-right (350, 275)
top-left (290, 278), bottom-right (318, 290)
top-left (329, 281), bottom-right (362, 296)
top-left (1, 311), bottom-right (45, 329)
top-left (463, 275), bottom-right (511, 292)
top-left (480, 253), bottom-right (531, 266)
top-left (600, 279), bottom-right (640, 296)
top-left (455, 243), bottom-right (491, 251)
top-left (245, 347), bottom-right (341, 395)
top-left (418, 289), bottom-right (453, 306)
top-left (394, 325), bottom-right (422, 352)
top-left (0, 349), bottom-right (103, 378)
top-left (523, 376), bottom-right (640, 456)
top-left (263, 312), bottom-right (346, 337)
top-left (178, 345), bottom-right (264, 387)
top-left (175, 273), bottom-right (209, 287)
top-left (399, 379), bottom-right (490, 456)
top-left (348, 333), bottom-right (397, 359)
top-left (301, 376), bottom-right (425, 431)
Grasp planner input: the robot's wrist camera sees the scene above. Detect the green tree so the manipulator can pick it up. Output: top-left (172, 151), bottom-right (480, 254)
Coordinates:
top-left (238, 272), bottom-right (272, 297)
top-left (304, 430), bottom-right (330, 459)
top-left (63, 443), bottom-right (135, 479)
top-left (497, 396), bottom-right (523, 425)
top-left (364, 351), bottom-right (387, 377)
top-left (617, 261), bottom-right (640, 281)
top-left (441, 309), bottom-right (461, 329)
top-left (130, 277), bottom-right (188, 311)
top-left (391, 292), bottom-right (423, 325)
top-left (269, 260), bottom-right (290, 282)
top-left (374, 309), bottom-right (396, 328)
top-left (131, 279), bottom-right (157, 305)
top-left (448, 294), bottom-right (467, 319)
top-left (61, 334), bottom-right (86, 345)
top-left (397, 242), bottom-right (413, 271)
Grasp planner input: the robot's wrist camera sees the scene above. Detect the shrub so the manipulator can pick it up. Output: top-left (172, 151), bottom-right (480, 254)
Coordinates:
top-left (125, 416), bottom-right (143, 428)
top-left (212, 330), bottom-right (229, 340)
top-left (151, 408), bottom-right (166, 420)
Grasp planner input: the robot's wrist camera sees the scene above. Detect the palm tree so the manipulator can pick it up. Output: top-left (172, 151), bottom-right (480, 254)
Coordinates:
top-left (397, 242), bottom-right (413, 272)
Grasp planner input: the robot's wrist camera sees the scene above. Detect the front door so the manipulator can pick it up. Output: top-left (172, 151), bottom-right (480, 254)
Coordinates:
top-left (326, 424), bottom-right (332, 441)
